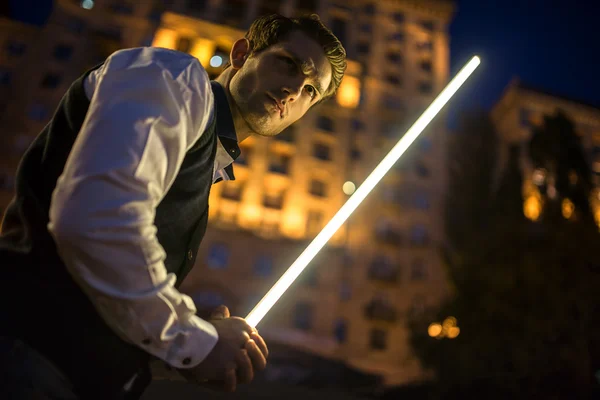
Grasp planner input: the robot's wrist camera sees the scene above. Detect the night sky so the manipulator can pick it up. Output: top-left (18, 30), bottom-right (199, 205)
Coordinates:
top-left (8, 0), bottom-right (600, 126)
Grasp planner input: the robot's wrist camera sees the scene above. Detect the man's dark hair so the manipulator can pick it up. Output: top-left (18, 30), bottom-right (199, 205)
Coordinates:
top-left (237, 14), bottom-right (347, 101)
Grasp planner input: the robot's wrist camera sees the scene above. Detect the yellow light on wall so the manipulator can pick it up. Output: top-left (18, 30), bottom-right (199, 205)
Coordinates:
top-left (336, 75), bottom-right (360, 109)
top-left (562, 198), bottom-right (575, 219)
top-left (240, 204), bottom-right (262, 226)
top-left (281, 209), bottom-right (305, 238)
top-left (190, 38), bottom-right (216, 68)
top-left (152, 28), bottom-right (178, 50)
top-left (524, 195), bottom-right (541, 221)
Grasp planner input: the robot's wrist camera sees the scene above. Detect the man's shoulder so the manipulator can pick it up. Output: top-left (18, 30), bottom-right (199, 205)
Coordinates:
top-left (106, 47), bottom-right (210, 83)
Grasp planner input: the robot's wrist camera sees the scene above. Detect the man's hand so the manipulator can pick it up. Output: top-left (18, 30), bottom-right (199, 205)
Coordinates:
top-left (179, 305), bottom-right (269, 392)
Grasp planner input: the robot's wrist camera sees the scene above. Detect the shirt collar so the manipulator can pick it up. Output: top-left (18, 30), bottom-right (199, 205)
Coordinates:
top-left (210, 81), bottom-right (240, 181)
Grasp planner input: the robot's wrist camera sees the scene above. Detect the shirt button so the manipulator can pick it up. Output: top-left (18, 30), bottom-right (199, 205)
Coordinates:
top-left (182, 357), bottom-right (192, 366)
top-left (187, 250), bottom-right (193, 261)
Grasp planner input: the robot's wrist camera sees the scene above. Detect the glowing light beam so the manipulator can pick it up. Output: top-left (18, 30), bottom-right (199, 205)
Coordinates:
top-left (246, 56), bottom-right (481, 327)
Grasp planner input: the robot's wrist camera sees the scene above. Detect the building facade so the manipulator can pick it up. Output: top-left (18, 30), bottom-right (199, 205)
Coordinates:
top-left (491, 79), bottom-right (600, 226)
top-left (0, 0), bottom-right (455, 387)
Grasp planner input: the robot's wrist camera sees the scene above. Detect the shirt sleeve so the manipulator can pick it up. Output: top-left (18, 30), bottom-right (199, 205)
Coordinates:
top-left (48, 47), bottom-right (217, 369)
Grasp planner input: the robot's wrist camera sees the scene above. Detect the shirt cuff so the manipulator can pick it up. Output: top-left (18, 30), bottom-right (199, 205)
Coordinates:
top-left (161, 315), bottom-right (219, 369)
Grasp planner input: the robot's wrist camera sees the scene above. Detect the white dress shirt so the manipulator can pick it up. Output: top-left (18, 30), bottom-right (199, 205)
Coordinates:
top-left (47, 47), bottom-right (235, 370)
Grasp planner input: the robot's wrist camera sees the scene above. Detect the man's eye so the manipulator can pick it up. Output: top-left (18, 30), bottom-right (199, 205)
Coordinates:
top-left (305, 85), bottom-right (317, 98)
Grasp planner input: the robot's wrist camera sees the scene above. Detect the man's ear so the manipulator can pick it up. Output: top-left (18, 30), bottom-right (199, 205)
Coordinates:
top-left (230, 38), bottom-right (250, 70)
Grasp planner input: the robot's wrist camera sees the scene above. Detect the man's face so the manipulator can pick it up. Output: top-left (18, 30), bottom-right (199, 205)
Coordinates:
top-left (229, 30), bottom-right (333, 137)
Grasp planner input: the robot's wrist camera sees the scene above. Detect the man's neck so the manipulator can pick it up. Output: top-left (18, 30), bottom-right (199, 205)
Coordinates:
top-left (215, 69), bottom-right (253, 143)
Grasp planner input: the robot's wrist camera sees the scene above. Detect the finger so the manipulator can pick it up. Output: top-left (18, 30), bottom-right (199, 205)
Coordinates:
top-left (245, 339), bottom-right (267, 372)
top-left (235, 349), bottom-right (254, 384)
top-left (210, 305), bottom-right (230, 320)
top-left (223, 368), bottom-right (236, 392)
top-left (250, 331), bottom-right (269, 359)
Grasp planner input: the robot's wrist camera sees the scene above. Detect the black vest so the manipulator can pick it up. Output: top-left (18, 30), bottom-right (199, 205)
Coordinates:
top-left (0, 66), bottom-right (220, 397)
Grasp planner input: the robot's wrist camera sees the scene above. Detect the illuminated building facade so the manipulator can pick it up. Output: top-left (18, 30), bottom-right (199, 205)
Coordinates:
top-left (0, 0), bottom-right (455, 386)
top-left (491, 79), bottom-right (600, 226)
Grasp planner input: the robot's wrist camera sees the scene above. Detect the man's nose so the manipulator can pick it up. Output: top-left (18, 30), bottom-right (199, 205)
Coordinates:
top-left (281, 78), bottom-right (305, 103)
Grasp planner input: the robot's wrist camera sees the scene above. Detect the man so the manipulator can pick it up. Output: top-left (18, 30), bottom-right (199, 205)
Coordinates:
top-left (0, 13), bottom-right (346, 400)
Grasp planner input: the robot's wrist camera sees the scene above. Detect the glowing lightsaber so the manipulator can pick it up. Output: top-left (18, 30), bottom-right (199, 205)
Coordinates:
top-left (246, 56), bottom-right (481, 327)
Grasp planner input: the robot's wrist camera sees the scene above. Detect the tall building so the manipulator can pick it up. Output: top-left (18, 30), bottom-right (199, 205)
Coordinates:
top-left (0, 0), bottom-right (455, 387)
top-left (491, 79), bottom-right (600, 226)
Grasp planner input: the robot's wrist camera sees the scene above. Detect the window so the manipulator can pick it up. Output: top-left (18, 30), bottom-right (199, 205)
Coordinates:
top-left (316, 115), bottom-right (334, 132)
top-left (356, 42), bottom-right (369, 55)
top-left (207, 243), bottom-right (229, 269)
top-left (351, 118), bottom-right (365, 131)
top-left (236, 147), bottom-right (251, 166)
top-left (414, 192), bottom-right (430, 210)
top-left (375, 219), bottom-right (402, 244)
top-left (419, 81), bottom-right (433, 94)
top-left (386, 52), bottom-right (402, 63)
top-left (339, 281), bottom-right (352, 301)
top-left (53, 44), bottom-right (74, 61)
top-left (359, 23), bottom-right (372, 33)
top-left (415, 161), bottom-right (430, 178)
top-left (28, 103), bottom-right (49, 122)
top-left (306, 210), bottom-right (323, 235)
top-left (420, 20), bottom-right (435, 31)
top-left (385, 75), bottom-right (402, 86)
top-left (365, 296), bottom-right (397, 322)
top-left (0, 68), bottom-right (11, 86)
top-left (269, 153), bottom-right (290, 174)
top-left (350, 147), bottom-right (361, 161)
top-left (334, 319), bottom-right (347, 343)
top-left (419, 137), bottom-right (432, 152)
top-left (388, 32), bottom-right (404, 41)
top-left (41, 73), bottom-right (62, 89)
top-left (220, 182), bottom-right (242, 201)
top-left (420, 60), bottom-right (433, 73)
top-left (410, 224), bottom-right (429, 246)
top-left (263, 192), bottom-right (284, 209)
top-left (363, 3), bottom-right (375, 15)
top-left (368, 256), bottom-right (398, 282)
top-left (330, 18), bottom-right (347, 46)
top-left (309, 179), bottom-right (327, 197)
top-left (313, 143), bottom-right (331, 161)
top-left (177, 37), bottom-right (192, 53)
top-left (221, 0), bottom-right (247, 28)
top-left (519, 109), bottom-right (531, 127)
top-left (410, 295), bottom-right (426, 316)
top-left (6, 41), bottom-right (26, 57)
top-left (293, 303), bottom-right (314, 331)
top-left (411, 259), bottom-right (427, 281)
top-left (277, 125), bottom-right (295, 142)
top-left (392, 12), bottom-right (405, 23)
top-left (383, 95), bottom-right (404, 111)
top-left (370, 329), bottom-right (387, 350)
top-left (66, 17), bottom-right (85, 33)
top-left (253, 255), bottom-right (273, 277)
top-left (191, 290), bottom-right (225, 311)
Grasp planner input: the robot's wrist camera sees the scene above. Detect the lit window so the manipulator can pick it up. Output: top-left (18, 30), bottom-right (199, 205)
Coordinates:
top-left (81, 0), bottom-right (94, 9)
top-left (207, 243), bottom-right (229, 269)
top-left (293, 302), bottom-right (314, 331)
top-left (369, 329), bottom-right (387, 350)
top-left (334, 319), bottom-right (348, 343)
top-left (309, 179), bottom-right (327, 198)
top-left (313, 143), bottom-right (331, 161)
top-left (316, 115), bottom-right (334, 132)
top-left (336, 75), bottom-right (360, 109)
top-left (253, 255), bottom-right (273, 277)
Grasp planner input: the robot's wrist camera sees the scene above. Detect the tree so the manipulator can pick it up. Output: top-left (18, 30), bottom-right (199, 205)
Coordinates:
top-left (409, 110), bottom-right (600, 399)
